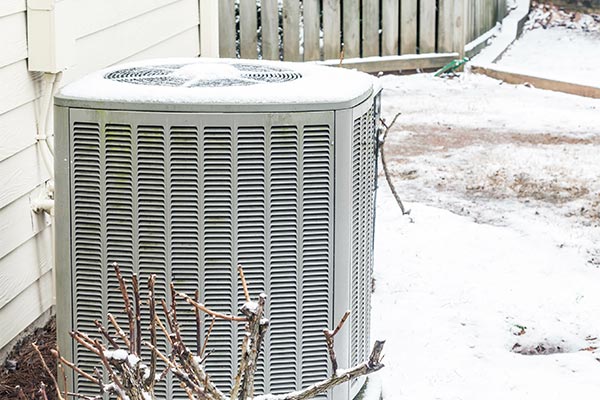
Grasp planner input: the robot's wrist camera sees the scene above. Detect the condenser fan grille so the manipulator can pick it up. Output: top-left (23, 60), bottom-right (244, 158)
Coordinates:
top-left (104, 62), bottom-right (302, 87)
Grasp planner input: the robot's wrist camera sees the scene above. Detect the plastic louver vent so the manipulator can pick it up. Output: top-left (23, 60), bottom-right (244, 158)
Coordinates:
top-left (69, 110), bottom-right (334, 399)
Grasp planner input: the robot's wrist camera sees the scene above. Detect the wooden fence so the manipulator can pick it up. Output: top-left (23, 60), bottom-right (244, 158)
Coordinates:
top-left (218, 0), bottom-right (507, 62)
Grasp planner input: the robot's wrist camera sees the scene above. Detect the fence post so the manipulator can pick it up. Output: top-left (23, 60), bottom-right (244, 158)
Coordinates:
top-left (199, 0), bottom-right (220, 57)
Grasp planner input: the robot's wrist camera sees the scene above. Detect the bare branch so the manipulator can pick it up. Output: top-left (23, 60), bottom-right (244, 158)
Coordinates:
top-left (194, 289), bottom-right (202, 356)
top-left (147, 274), bottom-right (158, 389)
top-left (51, 349), bottom-right (100, 386)
top-left (323, 310), bottom-right (351, 373)
top-left (112, 262), bottom-right (136, 353)
top-left (107, 313), bottom-right (131, 348)
top-left (255, 341), bottom-right (386, 400)
top-left (178, 292), bottom-right (248, 322)
top-left (93, 320), bottom-right (120, 349)
top-left (379, 112), bottom-right (410, 215)
top-left (32, 343), bottom-right (64, 400)
top-left (201, 317), bottom-right (216, 358)
top-left (132, 273), bottom-right (142, 355)
top-left (237, 264), bottom-right (251, 302)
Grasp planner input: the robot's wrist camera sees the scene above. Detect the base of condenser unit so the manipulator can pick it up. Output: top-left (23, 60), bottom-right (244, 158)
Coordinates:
top-left (353, 376), bottom-right (383, 400)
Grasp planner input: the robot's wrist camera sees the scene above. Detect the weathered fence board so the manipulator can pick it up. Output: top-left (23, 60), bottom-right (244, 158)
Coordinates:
top-left (400, 0), bottom-right (418, 54)
top-left (282, 0), bottom-right (300, 61)
top-left (381, 0), bottom-right (399, 56)
top-left (261, 0), bottom-right (279, 60)
top-left (362, 0), bottom-right (379, 57)
top-left (218, 0), bottom-right (235, 57)
top-left (239, 0), bottom-right (258, 59)
top-left (419, 0), bottom-right (437, 53)
top-left (323, 0), bottom-right (341, 60)
top-left (438, 0), bottom-right (455, 53)
top-left (342, 0), bottom-right (360, 58)
top-left (303, 0), bottom-right (320, 60)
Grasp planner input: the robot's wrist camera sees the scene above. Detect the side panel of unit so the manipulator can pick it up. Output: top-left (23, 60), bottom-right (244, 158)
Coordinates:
top-left (64, 108), bottom-right (335, 399)
top-left (55, 104), bottom-right (74, 394)
top-left (332, 92), bottom-right (378, 400)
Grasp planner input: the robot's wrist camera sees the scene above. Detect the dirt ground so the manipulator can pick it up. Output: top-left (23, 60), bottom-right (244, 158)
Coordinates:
top-left (0, 317), bottom-right (58, 400)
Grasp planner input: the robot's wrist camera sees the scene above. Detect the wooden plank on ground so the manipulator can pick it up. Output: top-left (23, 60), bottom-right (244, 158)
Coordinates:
top-left (283, 0), bottom-right (301, 61)
top-left (0, 12), bottom-right (27, 69)
top-left (0, 228), bottom-right (52, 309)
top-left (320, 52), bottom-right (460, 73)
top-left (323, 0), bottom-right (342, 60)
top-left (362, 0), bottom-right (380, 57)
top-left (0, 270), bottom-right (53, 350)
top-left (381, 0), bottom-right (399, 56)
top-left (219, 0), bottom-right (236, 57)
top-left (438, 0), bottom-right (454, 53)
top-left (239, 0), bottom-right (258, 59)
top-left (303, 0), bottom-right (320, 60)
top-left (400, 0), bottom-right (418, 54)
top-left (419, 0), bottom-right (437, 53)
top-left (262, 0), bottom-right (279, 60)
top-left (471, 64), bottom-right (600, 99)
top-left (342, 0), bottom-right (360, 58)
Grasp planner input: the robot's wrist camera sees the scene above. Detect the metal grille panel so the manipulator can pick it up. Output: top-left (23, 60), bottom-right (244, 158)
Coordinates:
top-left (68, 110), bottom-right (336, 399)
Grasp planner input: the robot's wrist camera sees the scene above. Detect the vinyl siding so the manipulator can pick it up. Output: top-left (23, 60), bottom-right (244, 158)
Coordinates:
top-left (0, 0), bottom-right (200, 351)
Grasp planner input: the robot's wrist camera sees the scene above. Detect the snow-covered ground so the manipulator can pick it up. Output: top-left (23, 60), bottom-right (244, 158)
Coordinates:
top-left (370, 72), bottom-right (600, 399)
top-left (497, 27), bottom-right (600, 87)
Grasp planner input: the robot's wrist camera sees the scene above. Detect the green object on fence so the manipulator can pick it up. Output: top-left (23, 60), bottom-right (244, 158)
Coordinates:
top-left (434, 57), bottom-right (470, 77)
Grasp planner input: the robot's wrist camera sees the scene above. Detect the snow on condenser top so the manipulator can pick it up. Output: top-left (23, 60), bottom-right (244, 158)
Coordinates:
top-left (56, 58), bottom-right (377, 112)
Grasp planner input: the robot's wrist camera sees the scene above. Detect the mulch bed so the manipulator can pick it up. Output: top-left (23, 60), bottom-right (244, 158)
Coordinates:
top-left (0, 317), bottom-right (58, 400)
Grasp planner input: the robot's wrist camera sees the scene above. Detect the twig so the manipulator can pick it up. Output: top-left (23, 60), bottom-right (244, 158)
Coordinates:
top-left (32, 343), bottom-right (64, 400)
top-left (15, 386), bottom-right (28, 400)
top-left (92, 340), bottom-right (126, 398)
top-left (107, 313), bottom-right (131, 348)
top-left (323, 310), bottom-right (351, 373)
top-left (194, 289), bottom-right (202, 356)
top-left (93, 320), bottom-right (120, 349)
top-left (379, 113), bottom-right (410, 215)
top-left (38, 382), bottom-right (49, 400)
top-left (132, 273), bottom-right (142, 355)
top-left (237, 264), bottom-right (251, 302)
top-left (201, 317), bottom-right (216, 358)
top-left (255, 341), bottom-right (386, 400)
top-left (112, 262), bottom-right (136, 353)
top-left (338, 43), bottom-right (345, 67)
top-left (178, 292), bottom-right (248, 322)
top-left (147, 274), bottom-right (157, 388)
top-left (51, 349), bottom-right (100, 385)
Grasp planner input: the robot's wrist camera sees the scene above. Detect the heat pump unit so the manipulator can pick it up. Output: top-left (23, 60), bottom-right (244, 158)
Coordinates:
top-left (54, 58), bottom-right (380, 400)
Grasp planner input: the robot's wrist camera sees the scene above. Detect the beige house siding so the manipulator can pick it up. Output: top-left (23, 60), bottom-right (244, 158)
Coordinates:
top-left (0, 0), bottom-right (200, 352)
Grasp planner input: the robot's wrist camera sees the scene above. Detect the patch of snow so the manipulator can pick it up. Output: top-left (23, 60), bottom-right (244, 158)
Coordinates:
top-left (127, 353), bottom-right (140, 368)
top-left (378, 72), bottom-right (599, 134)
top-left (112, 349), bottom-right (129, 361)
top-left (497, 27), bottom-right (600, 87)
top-left (372, 72), bottom-right (600, 399)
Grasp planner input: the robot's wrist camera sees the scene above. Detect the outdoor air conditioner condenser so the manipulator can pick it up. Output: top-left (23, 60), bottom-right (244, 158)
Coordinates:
top-left (54, 58), bottom-right (380, 400)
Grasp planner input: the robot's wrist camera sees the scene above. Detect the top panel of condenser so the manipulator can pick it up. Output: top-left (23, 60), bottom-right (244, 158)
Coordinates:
top-left (55, 58), bottom-right (377, 112)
